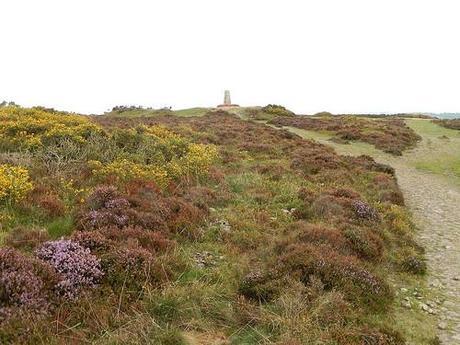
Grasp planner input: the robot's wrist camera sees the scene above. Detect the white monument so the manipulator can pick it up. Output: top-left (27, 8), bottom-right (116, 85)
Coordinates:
top-left (217, 90), bottom-right (239, 108)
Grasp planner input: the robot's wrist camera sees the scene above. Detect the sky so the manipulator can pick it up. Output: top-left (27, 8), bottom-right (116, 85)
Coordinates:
top-left (1, 0), bottom-right (460, 115)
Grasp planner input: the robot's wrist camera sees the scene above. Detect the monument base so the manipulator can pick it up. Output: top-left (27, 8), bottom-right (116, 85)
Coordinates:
top-left (217, 104), bottom-right (240, 109)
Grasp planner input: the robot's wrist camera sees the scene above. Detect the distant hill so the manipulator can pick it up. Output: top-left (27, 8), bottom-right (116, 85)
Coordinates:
top-left (103, 106), bottom-right (212, 118)
top-left (422, 112), bottom-right (460, 119)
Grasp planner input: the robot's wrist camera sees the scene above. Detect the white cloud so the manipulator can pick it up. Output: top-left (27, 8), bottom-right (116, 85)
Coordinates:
top-left (1, 0), bottom-right (459, 114)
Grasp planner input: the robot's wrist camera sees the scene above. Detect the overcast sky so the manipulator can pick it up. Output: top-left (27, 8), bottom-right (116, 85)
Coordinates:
top-left (1, 0), bottom-right (459, 114)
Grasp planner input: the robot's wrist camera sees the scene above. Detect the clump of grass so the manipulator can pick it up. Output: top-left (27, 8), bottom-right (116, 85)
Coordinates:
top-left (46, 216), bottom-right (73, 238)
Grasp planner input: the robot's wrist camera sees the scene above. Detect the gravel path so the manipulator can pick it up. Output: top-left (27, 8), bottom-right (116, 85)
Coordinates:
top-left (390, 162), bottom-right (460, 344)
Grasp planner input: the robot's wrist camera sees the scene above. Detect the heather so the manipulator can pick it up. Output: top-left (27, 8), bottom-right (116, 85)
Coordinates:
top-left (0, 106), bottom-right (434, 343)
top-left (433, 118), bottom-right (460, 130)
top-left (269, 114), bottom-right (421, 155)
top-left (35, 239), bottom-right (103, 299)
top-left (0, 248), bottom-right (57, 322)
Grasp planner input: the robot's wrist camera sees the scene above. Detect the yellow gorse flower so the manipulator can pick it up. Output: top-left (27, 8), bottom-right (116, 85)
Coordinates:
top-left (89, 126), bottom-right (219, 187)
top-left (0, 106), bottom-right (102, 150)
top-left (0, 164), bottom-right (33, 204)
top-left (88, 159), bottom-right (170, 187)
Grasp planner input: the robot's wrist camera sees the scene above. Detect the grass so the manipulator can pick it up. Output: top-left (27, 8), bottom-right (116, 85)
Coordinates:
top-left (406, 119), bottom-right (460, 184)
top-left (416, 156), bottom-right (460, 179)
top-left (173, 107), bottom-right (211, 117)
top-left (45, 216), bottom-right (74, 238)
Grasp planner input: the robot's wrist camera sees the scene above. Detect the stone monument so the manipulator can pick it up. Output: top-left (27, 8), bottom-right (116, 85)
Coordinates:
top-left (223, 90), bottom-right (231, 106)
top-left (217, 90), bottom-right (239, 108)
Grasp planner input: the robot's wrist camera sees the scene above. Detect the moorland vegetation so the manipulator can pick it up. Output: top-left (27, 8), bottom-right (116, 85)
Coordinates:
top-left (269, 115), bottom-right (421, 155)
top-left (433, 118), bottom-right (460, 130)
top-left (0, 106), bottom-right (432, 344)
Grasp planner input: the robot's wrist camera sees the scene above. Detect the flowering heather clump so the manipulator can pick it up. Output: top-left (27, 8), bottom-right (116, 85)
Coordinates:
top-left (280, 244), bottom-right (392, 309)
top-left (85, 185), bottom-right (122, 210)
top-left (82, 208), bottom-right (129, 230)
top-left (102, 246), bottom-right (156, 293)
top-left (352, 200), bottom-right (380, 221)
top-left (35, 240), bottom-right (103, 299)
top-left (0, 248), bottom-right (57, 321)
top-left (72, 230), bottom-right (112, 253)
top-left (78, 186), bottom-right (131, 230)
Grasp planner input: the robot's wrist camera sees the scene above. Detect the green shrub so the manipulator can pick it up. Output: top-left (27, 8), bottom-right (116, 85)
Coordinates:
top-left (261, 104), bottom-right (295, 117)
top-left (401, 256), bottom-right (427, 275)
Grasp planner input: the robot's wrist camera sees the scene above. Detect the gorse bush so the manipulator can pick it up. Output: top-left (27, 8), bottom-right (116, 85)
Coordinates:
top-left (89, 142), bottom-right (218, 187)
top-left (0, 107), bottom-right (218, 189)
top-left (0, 164), bottom-right (33, 204)
top-left (87, 125), bottom-right (218, 187)
top-left (35, 240), bottom-right (103, 299)
top-left (0, 106), bottom-right (103, 151)
top-left (261, 104), bottom-right (295, 117)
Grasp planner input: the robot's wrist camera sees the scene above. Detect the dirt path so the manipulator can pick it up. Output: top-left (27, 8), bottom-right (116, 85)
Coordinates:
top-left (279, 122), bottom-right (460, 344)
